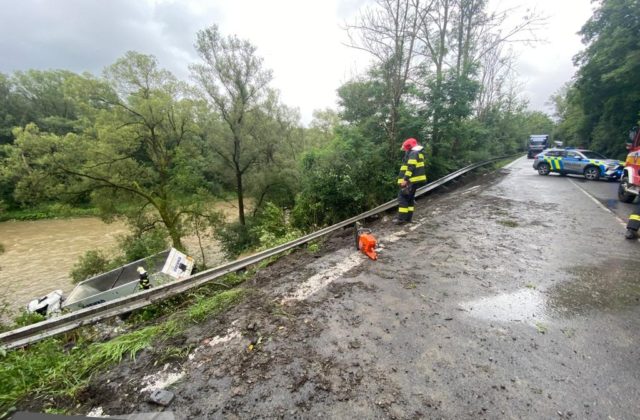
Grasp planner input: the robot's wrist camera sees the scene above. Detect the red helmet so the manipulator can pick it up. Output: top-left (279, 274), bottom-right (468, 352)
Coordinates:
top-left (401, 138), bottom-right (418, 151)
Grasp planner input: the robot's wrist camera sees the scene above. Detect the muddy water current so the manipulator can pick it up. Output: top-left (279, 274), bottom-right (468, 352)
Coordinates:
top-left (0, 218), bottom-right (128, 317)
top-left (0, 217), bottom-right (227, 320)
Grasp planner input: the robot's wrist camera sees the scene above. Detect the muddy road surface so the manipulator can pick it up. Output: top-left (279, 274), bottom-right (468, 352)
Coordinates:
top-left (83, 157), bottom-right (640, 419)
top-left (526, 156), bottom-right (638, 224)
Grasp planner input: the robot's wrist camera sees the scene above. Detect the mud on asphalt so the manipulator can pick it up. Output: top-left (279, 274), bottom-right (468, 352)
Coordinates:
top-left (79, 160), bottom-right (640, 419)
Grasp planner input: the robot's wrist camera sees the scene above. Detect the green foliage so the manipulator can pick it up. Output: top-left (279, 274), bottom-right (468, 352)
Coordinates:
top-left (0, 70), bottom-right (80, 145)
top-left (78, 323), bottom-right (173, 376)
top-left (0, 322), bottom-right (176, 415)
top-left (554, 0), bottom-right (640, 157)
top-left (291, 129), bottom-right (395, 229)
top-left (70, 250), bottom-right (111, 283)
top-left (0, 338), bottom-right (75, 415)
top-left (192, 25), bottom-right (291, 226)
top-left (12, 311), bottom-right (46, 327)
top-left (117, 229), bottom-right (168, 263)
top-left (216, 221), bottom-right (260, 258)
top-left (215, 201), bottom-right (303, 258)
top-left (187, 289), bottom-right (245, 323)
top-left (2, 52), bottom-right (216, 249)
top-left (0, 204), bottom-right (98, 222)
top-left (250, 203), bottom-right (302, 249)
top-left (0, 276), bottom-right (247, 415)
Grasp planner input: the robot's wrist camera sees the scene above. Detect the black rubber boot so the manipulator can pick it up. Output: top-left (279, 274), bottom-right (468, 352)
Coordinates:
top-left (625, 229), bottom-right (637, 240)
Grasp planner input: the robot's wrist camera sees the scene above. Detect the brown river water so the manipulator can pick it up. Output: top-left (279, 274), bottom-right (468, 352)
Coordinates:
top-left (0, 209), bottom-right (231, 320)
top-left (0, 218), bottom-right (128, 317)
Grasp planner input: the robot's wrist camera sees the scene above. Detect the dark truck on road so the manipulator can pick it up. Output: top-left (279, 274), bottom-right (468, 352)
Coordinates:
top-left (527, 134), bottom-right (550, 158)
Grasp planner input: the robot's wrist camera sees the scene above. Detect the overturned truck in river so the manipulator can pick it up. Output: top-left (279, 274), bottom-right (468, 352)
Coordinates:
top-left (27, 248), bottom-right (195, 317)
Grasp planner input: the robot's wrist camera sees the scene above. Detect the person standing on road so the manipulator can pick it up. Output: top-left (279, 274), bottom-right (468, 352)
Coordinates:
top-left (624, 209), bottom-right (640, 239)
top-left (394, 138), bottom-right (427, 225)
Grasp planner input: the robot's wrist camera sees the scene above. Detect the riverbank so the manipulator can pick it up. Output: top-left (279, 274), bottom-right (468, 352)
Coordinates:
top-left (0, 204), bottom-right (99, 222)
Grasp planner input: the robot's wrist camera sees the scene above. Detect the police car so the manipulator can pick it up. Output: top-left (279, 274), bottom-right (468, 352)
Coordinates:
top-left (532, 148), bottom-right (624, 181)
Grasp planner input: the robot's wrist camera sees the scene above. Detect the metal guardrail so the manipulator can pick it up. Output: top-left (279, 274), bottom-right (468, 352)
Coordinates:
top-left (0, 154), bottom-right (520, 350)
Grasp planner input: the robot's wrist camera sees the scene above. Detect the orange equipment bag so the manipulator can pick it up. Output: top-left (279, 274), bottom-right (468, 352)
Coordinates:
top-left (356, 228), bottom-right (378, 260)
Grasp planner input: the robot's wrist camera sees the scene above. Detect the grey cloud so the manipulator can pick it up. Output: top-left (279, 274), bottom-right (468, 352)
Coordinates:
top-left (0, 0), bottom-right (219, 79)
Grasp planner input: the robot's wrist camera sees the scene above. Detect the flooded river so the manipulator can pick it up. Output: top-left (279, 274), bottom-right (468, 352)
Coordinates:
top-left (0, 218), bottom-right (128, 317)
top-left (0, 216), bottom-right (227, 320)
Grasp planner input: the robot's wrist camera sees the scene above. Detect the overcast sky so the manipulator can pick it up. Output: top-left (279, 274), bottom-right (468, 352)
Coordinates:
top-left (0, 0), bottom-right (595, 124)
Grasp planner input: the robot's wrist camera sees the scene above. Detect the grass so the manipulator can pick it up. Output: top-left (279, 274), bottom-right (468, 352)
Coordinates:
top-left (0, 270), bottom-right (251, 417)
top-left (0, 322), bottom-right (177, 416)
top-left (187, 289), bottom-right (246, 323)
top-left (78, 323), bottom-right (173, 375)
top-left (0, 215), bottom-right (290, 416)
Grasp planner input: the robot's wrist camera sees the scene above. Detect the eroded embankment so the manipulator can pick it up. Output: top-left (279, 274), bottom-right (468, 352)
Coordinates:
top-left (13, 160), bottom-right (640, 419)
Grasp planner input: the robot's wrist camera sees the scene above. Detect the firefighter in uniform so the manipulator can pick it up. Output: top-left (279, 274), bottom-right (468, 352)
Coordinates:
top-left (394, 138), bottom-right (427, 224)
top-left (625, 210), bottom-right (640, 239)
top-left (137, 267), bottom-right (151, 290)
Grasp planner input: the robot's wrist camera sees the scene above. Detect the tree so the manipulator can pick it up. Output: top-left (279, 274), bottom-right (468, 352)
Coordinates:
top-left (345, 0), bottom-right (420, 154)
top-left (3, 52), bottom-right (210, 249)
top-left (344, 0), bottom-right (544, 167)
top-left (10, 69), bottom-right (80, 136)
top-left (191, 25), bottom-right (274, 226)
top-left (0, 73), bottom-right (17, 145)
top-left (568, 0), bottom-right (640, 156)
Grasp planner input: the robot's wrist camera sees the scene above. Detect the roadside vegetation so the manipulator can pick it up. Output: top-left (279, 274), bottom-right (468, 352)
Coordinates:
top-left (1, 0), bottom-right (637, 414)
top-left (0, 271), bottom-right (248, 417)
top-left (551, 0), bottom-right (640, 157)
top-left (0, 3), bottom-right (553, 260)
top-left (0, 203), bottom-right (98, 222)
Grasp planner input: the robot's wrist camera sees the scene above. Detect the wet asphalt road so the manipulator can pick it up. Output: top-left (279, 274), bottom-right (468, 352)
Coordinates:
top-left (85, 156), bottom-right (640, 419)
top-left (525, 156), bottom-right (639, 223)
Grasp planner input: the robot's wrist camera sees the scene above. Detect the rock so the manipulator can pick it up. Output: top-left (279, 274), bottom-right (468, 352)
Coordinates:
top-left (149, 389), bottom-right (175, 406)
top-left (232, 386), bottom-right (247, 397)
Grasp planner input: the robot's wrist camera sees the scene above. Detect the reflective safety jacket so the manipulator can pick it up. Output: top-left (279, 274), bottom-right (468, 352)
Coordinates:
top-left (397, 145), bottom-right (427, 185)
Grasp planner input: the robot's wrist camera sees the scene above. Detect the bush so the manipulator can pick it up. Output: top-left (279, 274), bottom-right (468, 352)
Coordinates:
top-left (118, 229), bottom-right (168, 262)
top-left (291, 135), bottom-right (394, 229)
top-left (12, 311), bottom-right (46, 327)
top-left (70, 250), bottom-right (111, 283)
top-left (216, 203), bottom-right (304, 258)
top-left (251, 202), bottom-right (289, 239)
top-left (216, 221), bottom-right (260, 259)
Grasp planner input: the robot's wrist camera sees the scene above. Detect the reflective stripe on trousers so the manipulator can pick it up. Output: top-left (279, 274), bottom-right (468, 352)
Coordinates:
top-left (628, 213), bottom-right (640, 231)
top-left (397, 185), bottom-right (417, 221)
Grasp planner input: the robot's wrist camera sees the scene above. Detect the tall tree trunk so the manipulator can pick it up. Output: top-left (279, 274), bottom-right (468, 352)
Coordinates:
top-left (158, 207), bottom-right (184, 250)
top-left (236, 169), bottom-right (246, 225)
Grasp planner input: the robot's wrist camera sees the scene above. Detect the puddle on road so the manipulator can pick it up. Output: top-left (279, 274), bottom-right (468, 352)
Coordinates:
top-left (547, 258), bottom-right (640, 316)
top-left (463, 258), bottom-right (640, 326)
top-left (461, 289), bottom-right (547, 325)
